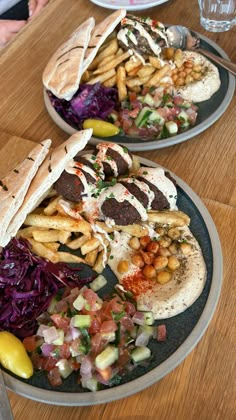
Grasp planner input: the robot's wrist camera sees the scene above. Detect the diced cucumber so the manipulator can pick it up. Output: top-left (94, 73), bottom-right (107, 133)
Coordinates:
top-left (52, 329), bottom-right (64, 346)
top-left (56, 359), bottom-right (73, 379)
top-left (165, 121), bottom-right (178, 135)
top-left (181, 121), bottom-right (190, 130)
top-left (143, 93), bottom-right (155, 107)
top-left (143, 311), bottom-right (154, 326)
top-left (109, 112), bottom-right (118, 122)
top-left (101, 331), bottom-right (116, 342)
top-left (138, 325), bottom-right (154, 337)
top-left (148, 110), bottom-right (165, 125)
top-left (177, 110), bottom-right (189, 122)
top-left (73, 294), bottom-right (85, 311)
top-left (47, 296), bottom-right (58, 314)
top-left (135, 107), bottom-right (153, 128)
top-left (95, 345), bottom-right (119, 370)
top-left (179, 101), bottom-right (191, 109)
top-left (81, 377), bottom-right (99, 392)
top-left (72, 314), bottom-right (91, 328)
top-left (90, 274), bottom-right (107, 292)
top-left (131, 346), bottom-right (151, 363)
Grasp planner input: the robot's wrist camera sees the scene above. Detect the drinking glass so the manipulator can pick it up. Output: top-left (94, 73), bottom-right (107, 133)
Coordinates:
top-left (198, 0), bottom-right (236, 32)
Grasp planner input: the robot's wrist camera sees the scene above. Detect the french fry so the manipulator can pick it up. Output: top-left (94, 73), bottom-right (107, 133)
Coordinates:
top-left (126, 76), bottom-right (150, 89)
top-left (85, 248), bottom-right (99, 266)
top-left (66, 234), bottom-right (91, 250)
top-left (32, 229), bottom-right (61, 243)
top-left (56, 252), bottom-right (84, 264)
top-left (24, 214), bottom-right (92, 235)
top-left (98, 54), bottom-right (115, 68)
top-left (93, 50), bottom-right (132, 75)
top-left (149, 56), bottom-right (162, 69)
top-left (16, 226), bottom-right (46, 238)
top-left (125, 59), bottom-right (142, 73)
top-left (115, 48), bottom-right (124, 56)
top-left (81, 237), bottom-right (101, 255)
top-left (147, 210), bottom-right (190, 226)
top-left (117, 66), bottom-right (127, 102)
top-left (116, 224), bottom-right (149, 237)
top-left (93, 250), bottom-right (105, 273)
top-left (145, 64), bottom-right (171, 87)
top-left (58, 230), bottom-right (72, 244)
top-left (44, 242), bottom-right (61, 252)
top-left (103, 74), bottom-right (117, 88)
top-left (137, 65), bottom-right (155, 79)
top-left (127, 66), bottom-right (143, 77)
top-left (88, 39), bottom-right (119, 70)
top-left (27, 238), bottom-right (58, 263)
top-left (174, 49), bottom-right (184, 68)
top-left (87, 69), bottom-right (116, 85)
top-left (43, 196), bottom-right (62, 216)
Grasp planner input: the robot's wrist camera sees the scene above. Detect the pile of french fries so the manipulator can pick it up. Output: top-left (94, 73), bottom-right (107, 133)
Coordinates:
top-left (81, 33), bottom-right (193, 100)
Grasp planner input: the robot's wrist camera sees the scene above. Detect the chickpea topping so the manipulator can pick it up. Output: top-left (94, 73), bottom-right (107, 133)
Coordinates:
top-left (146, 240), bottom-right (160, 254)
top-left (171, 56), bottom-right (204, 87)
top-left (180, 242), bottom-right (192, 255)
top-left (154, 255), bottom-right (168, 270)
top-left (117, 259), bottom-right (129, 274)
top-left (131, 254), bottom-right (144, 268)
top-left (157, 271), bottom-right (172, 284)
top-left (155, 227), bottom-right (165, 236)
top-left (168, 255), bottom-right (180, 271)
top-left (168, 227), bottom-right (180, 240)
top-left (159, 247), bottom-right (171, 257)
top-left (159, 236), bottom-right (172, 248)
top-left (129, 236), bottom-right (140, 250)
top-left (140, 250), bottom-right (155, 265)
top-left (169, 243), bottom-right (178, 255)
top-left (142, 264), bottom-right (156, 279)
top-left (139, 235), bottom-right (151, 249)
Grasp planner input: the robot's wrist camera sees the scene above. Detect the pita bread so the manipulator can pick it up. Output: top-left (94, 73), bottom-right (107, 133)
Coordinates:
top-left (7, 129), bottom-right (92, 244)
top-left (83, 9), bottom-right (126, 73)
top-left (0, 139), bottom-right (51, 247)
top-left (43, 17), bottom-right (95, 101)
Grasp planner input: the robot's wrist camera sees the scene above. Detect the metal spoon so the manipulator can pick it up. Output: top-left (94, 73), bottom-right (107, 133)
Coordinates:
top-left (166, 25), bottom-right (236, 76)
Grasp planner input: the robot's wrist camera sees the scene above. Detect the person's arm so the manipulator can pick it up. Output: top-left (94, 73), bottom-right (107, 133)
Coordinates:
top-left (0, 19), bottom-right (26, 48)
top-left (28, 0), bottom-right (50, 18)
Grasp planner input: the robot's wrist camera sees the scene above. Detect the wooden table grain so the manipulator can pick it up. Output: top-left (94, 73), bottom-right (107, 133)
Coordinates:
top-left (0, 1), bottom-right (235, 419)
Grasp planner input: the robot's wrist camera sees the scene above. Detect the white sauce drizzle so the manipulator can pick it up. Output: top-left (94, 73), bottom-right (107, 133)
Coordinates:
top-left (95, 143), bottom-right (132, 177)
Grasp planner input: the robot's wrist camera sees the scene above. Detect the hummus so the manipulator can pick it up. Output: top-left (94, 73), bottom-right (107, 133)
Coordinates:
top-left (175, 51), bottom-right (221, 102)
top-left (107, 226), bottom-right (207, 320)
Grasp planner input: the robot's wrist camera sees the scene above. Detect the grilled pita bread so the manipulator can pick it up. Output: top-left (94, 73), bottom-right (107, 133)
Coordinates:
top-left (43, 17), bottom-right (95, 101)
top-left (6, 129), bottom-right (92, 244)
top-left (82, 9), bottom-right (126, 73)
top-left (0, 139), bottom-right (51, 247)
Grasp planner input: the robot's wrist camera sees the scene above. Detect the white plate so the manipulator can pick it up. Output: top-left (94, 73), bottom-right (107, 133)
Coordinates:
top-left (89, 0), bottom-right (169, 11)
top-left (3, 156), bottom-right (223, 406)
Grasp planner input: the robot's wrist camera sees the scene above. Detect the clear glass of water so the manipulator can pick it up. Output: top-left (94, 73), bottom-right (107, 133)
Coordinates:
top-left (198, 0), bottom-right (236, 32)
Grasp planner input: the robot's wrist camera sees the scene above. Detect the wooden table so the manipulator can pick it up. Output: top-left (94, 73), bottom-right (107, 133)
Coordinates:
top-left (0, 1), bottom-right (235, 419)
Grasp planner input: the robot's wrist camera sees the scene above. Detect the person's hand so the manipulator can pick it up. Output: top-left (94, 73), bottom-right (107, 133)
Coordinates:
top-left (28, 0), bottom-right (50, 18)
top-left (0, 20), bottom-right (26, 48)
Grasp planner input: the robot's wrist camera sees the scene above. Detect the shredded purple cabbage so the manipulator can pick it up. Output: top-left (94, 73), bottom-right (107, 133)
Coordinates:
top-left (0, 238), bottom-right (92, 338)
top-left (48, 83), bottom-right (118, 129)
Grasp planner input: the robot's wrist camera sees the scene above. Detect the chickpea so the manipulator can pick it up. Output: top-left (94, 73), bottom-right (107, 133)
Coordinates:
top-left (192, 72), bottom-right (202, 81)
top-left (168, 255), bottom-right (180, 271)
top-left (117, 259), bottom-right (129, 274)
top-left (140, 250), bottom-right (155, 265)
top-left (172, 68), bottom-right (179, 75)
top-left (142, 264), bottom-right (156, 279)
top-left (169, 243), bottom-right (178, 255)
top-left (185, 75), bottom-right (194, 84)
top-left (168, 227), bottom-right (180, 240)
top-left (139, 235), bottom-right (151, 249)
top-left (180, 242), bottom-right (192, 256)
top-left (178, 71), bottom-right (187, 79)
top-left (184, 61), bottom-right (193, 68)
top-left (175, 77), bottom-right (185, 86)
top-left (147, 240), bottom-right (160, 254)
top-left (159, 247), bottom-right (171, 257)
top-left (155, 227), bottom-right (165, 236)
top-left (159, 236), bottom-right (172, 248)
top-left (154, 255), bottom-right (168, 270)
top-left (157, 271), bottom-right (172, 284)
top-left (129, 236), bottom-right (140, 250)
top-left (193, 64), bottom-right (202, 72)
top-left (172, 74), bottom-right (178, 83)
top-left (185, 67), bottom-right (192, 75)
top-left (131, 254), bottom-right (144, 268)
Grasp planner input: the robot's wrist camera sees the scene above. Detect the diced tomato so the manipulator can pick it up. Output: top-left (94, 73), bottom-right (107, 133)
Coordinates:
top-left (59, 343), bottom-right (71, 359)
top-left (96, 366), bottom-right (113, 381)
top-left (83, 288), bottom-right (99, 311)
top-left (47, 367), bottom-right (63, 386)
top-left (42, 356), bottom-right (58, 372)
top-left (128, 92), bottom-right (137, 102)
top-left (109, 297), bottom-right (124, 314)
top-left (100, 320), bottom-right (117, 333)
top-left (128, 108), bottom-right (140, 118)
top-left (90, 333), bottom-right (104, 355)
top-left (118, 348), bottom-right (130, 367)
top-left (124, 301), bottom-right (136, 316)
top-left (120, 315), bottom-right (134, 332)
top-left (50, 314), bottom-right (70, 331)
top-left (89, 315), bottom-right (102, 334)
top-left (30, 353), bottom-right (44, 370)
top-left (157, 324), bottom-right (167, 342)
top-left (55, 300), bottom-right (68, 313)
top-left (23, 335), bottom-right (37, 352)
top-left (122, 118), bottom-right (133, 133)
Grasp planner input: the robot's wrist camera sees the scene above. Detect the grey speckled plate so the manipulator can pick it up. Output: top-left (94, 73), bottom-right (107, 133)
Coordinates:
top-left (44, 32), bottom-right (235, 152)
top-left (3, 156), bottom-right (223, 406)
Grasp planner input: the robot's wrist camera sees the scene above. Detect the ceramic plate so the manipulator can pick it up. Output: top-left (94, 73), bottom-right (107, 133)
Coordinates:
top-left (44, 31), bottom-right (235, 152)
top-left (3, 156), bottom-right (223, 406)
top-left (89, 0), bottom-right (168, 11)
